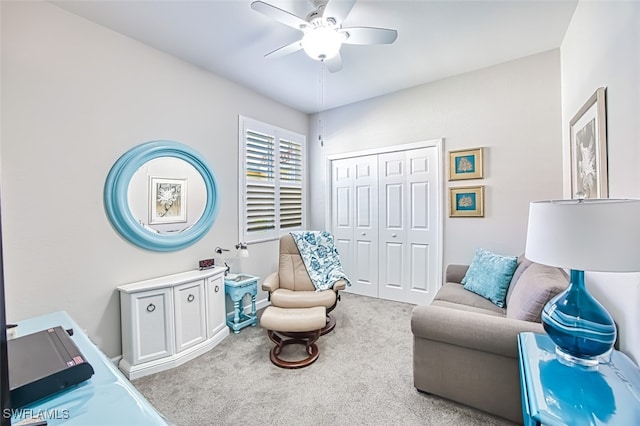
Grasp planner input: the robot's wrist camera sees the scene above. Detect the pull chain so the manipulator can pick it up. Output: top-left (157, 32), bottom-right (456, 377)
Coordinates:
top-left (318, 61), bottom-right (324, 147)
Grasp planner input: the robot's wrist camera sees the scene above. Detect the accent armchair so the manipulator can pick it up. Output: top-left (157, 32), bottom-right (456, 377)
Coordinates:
top-left (262, 234), bottom-right (347, 334)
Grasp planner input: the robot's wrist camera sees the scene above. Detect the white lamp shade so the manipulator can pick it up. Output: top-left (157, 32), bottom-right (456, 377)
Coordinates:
top-left (236, 242), bottom-right (249, 258)
top-left (525, 199), bottom-right (640, 272)
top-left (301, 27), bottom-right (343, 60)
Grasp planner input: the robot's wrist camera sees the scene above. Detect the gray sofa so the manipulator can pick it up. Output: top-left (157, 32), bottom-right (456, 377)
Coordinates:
top-left (411, 257), bottom-right (568, 424)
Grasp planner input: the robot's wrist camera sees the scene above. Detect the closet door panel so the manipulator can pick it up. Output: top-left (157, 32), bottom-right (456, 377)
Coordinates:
top-left (379, 147), bottom-right (440, 304)
top-left (331, 155), bottom-right (378, 297)
top-left (351, 155), bottom-right (378, 297)
top-left (378, 151), bottom-right (406, 301)
top-left (405, 147), bottom-right (439, 303)
top-left (410, 243), bottom-right (430, 292)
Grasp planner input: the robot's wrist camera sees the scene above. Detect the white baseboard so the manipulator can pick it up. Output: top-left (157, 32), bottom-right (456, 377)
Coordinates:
top-left (110, 354), bottom-right (122, 366)
top-left (230, 296), bottom-right (270, 316)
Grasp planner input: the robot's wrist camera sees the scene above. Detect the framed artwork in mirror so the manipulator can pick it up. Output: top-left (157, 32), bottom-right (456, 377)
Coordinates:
top-left (569, 87), bottom-right (608, 199)
top-left (149, 177), bottom-right (187, 224)
top-left (449, 186), bottom-right (484, 217)
top-left (449, 148), bottom-right (483, 180)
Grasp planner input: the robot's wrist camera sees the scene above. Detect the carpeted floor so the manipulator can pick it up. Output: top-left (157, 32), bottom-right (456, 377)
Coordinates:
top-left (133, 293), bottom-right (517, 425)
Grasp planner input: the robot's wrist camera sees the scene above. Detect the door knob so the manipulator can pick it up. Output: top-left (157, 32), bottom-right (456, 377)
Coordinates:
top-left (392, 233), bottom-right (397, 238)
top-left (362, 232), bottom-right (366, 236)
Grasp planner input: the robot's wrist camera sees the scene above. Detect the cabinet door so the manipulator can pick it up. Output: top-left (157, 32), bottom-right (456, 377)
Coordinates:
top-left (174, 279), bottom-right (207, 352)
top-left (206, 273), bottom-right (226, 338)
top-left (131, 288), bottom-right (174, 365)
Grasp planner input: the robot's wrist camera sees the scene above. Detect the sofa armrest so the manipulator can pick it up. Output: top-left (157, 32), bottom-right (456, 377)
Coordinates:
top-left (262, 272), bottom-right (281, 292)
top-left (445, 264), bottom-right (469, 284)
top-left (411, 305), bottom-right (544, 358)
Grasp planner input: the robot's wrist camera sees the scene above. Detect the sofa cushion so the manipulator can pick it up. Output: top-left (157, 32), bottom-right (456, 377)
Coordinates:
top-left (506, 263), bottom-right (569, 322)
top-left (461, 248), bottom-right (518, 308)
top-left (431, 300), bottom-right (504, 317)
top-left (434, 283), bottom-right (505, 315)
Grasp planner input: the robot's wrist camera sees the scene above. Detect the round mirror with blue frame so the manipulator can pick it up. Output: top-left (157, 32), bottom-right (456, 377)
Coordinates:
top-left (104, 140), bottom-right (219, 251)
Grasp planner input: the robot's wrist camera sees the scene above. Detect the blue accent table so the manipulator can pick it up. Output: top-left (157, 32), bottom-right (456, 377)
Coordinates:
top-left (224, 274), bottom-right (259, 334)
top-left (9, 311), bottom-right (168, 425)
top-left (518, 332), bottom-right (640, 426)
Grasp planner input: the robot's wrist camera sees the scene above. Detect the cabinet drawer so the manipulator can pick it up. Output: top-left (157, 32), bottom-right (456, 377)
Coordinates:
top-left (130, 288), bottom-right (174, 365)
top-left (174, 279), bottom-right (207, 352)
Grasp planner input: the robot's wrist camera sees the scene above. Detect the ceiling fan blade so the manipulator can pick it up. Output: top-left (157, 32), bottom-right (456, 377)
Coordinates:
top-left (325, 53), bottom-right (343, 73)
top-left (251, 1), bottom-right (308, 31)
top-left (342, 27), bottom-right (398, 45)
top-left (264, 40), bottom-right (303, 59)
top-left (322, 0), bottom-right (356, 23)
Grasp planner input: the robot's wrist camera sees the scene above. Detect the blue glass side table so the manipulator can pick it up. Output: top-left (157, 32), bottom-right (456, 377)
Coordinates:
top-left (518, 332), bottom-right (640, 426)
top-left (224, 274), bottom-right (259, 334)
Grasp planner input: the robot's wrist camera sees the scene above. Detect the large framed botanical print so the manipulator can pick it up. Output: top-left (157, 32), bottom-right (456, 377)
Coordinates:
top-left (569, 87), bottom-right (608, 199)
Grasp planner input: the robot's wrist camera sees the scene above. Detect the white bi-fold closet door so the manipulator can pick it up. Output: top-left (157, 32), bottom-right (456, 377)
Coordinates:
top-left (330, 142), bottom-right (442, 305)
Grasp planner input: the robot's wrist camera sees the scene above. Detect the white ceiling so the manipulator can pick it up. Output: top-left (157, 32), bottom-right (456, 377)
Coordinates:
top-left (52, 0), bottom-right (578, 114)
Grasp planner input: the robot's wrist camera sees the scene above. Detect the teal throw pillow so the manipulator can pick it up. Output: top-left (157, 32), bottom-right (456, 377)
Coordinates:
top-left (462, 248), bottom-right (518, 308)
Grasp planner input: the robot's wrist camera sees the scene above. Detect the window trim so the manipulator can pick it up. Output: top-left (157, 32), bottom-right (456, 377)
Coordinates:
top-left (239, 116), bottom-right (306, 244)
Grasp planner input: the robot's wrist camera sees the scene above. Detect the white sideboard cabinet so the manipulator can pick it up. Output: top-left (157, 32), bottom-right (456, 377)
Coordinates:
top-left (118, 267), bottom-right (228, 379)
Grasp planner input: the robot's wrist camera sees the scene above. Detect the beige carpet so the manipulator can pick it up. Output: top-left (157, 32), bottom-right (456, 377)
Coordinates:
top-left (133, 292), bottom-right (516, 426)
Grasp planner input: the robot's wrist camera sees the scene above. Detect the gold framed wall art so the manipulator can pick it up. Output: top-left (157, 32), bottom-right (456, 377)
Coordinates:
top-left (449, 186), bottom-right (484, 217)
top-left (449, 148), bottom-right (483, 181)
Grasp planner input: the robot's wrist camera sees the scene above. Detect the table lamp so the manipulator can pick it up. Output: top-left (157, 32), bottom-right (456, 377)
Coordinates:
top-left (525, 198), bottom-right (640, 367)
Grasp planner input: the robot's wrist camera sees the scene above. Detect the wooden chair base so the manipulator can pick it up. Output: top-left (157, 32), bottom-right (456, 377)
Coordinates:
top-left (267, 329), bottom-right (321, 369)
top-left (321, 314), bottom-right (336, 335)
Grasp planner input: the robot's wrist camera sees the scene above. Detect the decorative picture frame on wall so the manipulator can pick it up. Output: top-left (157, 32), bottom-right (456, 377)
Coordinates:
top-left (449, 186), bottom-right (484, 217)
top-left (569, 87), bottom-right (608, 199)
top-left (449, 148), bottom-right (484, 181)
top-left (149, 177), bottom-right (188, 224)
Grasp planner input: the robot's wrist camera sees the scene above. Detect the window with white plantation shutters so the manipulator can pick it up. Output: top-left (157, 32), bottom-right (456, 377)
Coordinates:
top-left (240, 117), bottom-right (305, 243)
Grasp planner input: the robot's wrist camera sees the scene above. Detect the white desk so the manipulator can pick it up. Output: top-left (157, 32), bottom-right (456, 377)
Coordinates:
top-left (8, 311), bottom-right (168, 425)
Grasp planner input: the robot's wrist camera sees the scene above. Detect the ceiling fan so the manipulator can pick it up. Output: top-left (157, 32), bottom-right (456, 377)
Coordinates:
top-left (251, 0), bottom-right (398, 72)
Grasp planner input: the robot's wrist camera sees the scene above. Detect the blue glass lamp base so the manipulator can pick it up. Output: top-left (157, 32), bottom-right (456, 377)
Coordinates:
top-left (553, 343), bottom-right (613, 369)
top-left (541, 269), bottom-right (616, 368)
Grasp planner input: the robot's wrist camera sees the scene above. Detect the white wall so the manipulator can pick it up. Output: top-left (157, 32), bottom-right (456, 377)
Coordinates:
top-left (561, 0), bottom-right (640, 363)
top-left (309, 50), bottom-right (564, 266)
top-left (0, 2), bottom-right (308, 357)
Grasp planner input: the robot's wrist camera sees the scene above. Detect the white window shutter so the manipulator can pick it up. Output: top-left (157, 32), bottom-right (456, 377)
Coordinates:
top-left (279, 138), bottom-right (303, 230)
top-left (240, 117), bottom-right (305, 243)
top-left (245, 130), bottom-right (275, 182)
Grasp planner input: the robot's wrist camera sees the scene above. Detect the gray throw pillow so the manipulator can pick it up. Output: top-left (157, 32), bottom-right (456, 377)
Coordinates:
top-left (506, 263), bottom-right (569, 322)
top-left (505, 255), bottom-right (533, 303)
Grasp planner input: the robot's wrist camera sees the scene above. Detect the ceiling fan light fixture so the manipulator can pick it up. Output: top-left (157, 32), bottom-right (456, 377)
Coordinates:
top-left (301, 26), bottom-right (343, 61)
